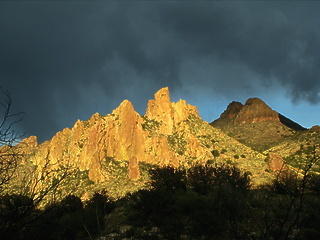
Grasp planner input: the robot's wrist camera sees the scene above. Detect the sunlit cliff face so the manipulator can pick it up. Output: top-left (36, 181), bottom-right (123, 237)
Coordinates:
top-left (12, 87), bottom-right (271, 193)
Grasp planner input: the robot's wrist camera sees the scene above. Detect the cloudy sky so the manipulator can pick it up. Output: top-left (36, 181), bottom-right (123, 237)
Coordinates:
top-left (1, 1), bottom-right (320, 143)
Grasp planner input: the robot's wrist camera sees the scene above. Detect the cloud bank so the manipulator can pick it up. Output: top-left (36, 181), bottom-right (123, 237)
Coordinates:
top-left (1, 2), bottom-right (319, 142)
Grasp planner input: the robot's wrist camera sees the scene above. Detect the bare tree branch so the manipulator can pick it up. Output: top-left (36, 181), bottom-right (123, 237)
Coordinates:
top-left (0, 87), bottom-right (25, 191)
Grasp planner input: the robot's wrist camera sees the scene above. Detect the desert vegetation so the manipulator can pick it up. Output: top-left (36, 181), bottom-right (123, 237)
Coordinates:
top-left (1, 163), bottom-right (320, 240)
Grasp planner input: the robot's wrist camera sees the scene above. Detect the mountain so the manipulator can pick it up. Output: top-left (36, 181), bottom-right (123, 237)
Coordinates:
top-left (3, 89), bottom-right (320, 240)
top-left (211, 97), bottom-right (320, 178)
top-left (211, 97), bottom-right (307, 152)
top-left (5, 88), bottom-right (320, 202)
top-left (6, 88), bottom-right (276, 200)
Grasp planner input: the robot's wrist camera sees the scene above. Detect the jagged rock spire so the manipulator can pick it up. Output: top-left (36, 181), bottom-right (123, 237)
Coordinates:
top-left (145, 87), bottom-right (200, 134)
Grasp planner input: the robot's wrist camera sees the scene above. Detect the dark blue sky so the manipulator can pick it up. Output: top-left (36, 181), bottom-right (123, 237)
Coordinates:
top-left (1, 1), bottom-right (320, 143)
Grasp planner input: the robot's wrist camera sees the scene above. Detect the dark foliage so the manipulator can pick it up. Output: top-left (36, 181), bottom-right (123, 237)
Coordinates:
top-left (122, 163), bottom-right (320, 240)
top-left (306, 173), bottom-right (320, 193)
top-left (82, 192), bottom-right (115, 237)
top-left (149, 166), bottom-right (187, 192)
top-left (126, 164), bottom-right (252, 239)
top-left (0, 192), bottom-right (114, 240)
top-left (2, 163), bottom-right (320, 239)
top-left (270, 171), bottom-right (300, 195)
top-left (0, 194), bottom-right (35, 240)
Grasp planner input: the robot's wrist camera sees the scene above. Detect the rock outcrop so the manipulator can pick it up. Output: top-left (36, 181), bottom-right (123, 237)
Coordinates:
top-left (266, 153), bottom-right (287, 172)
top-left (145, 87), bottom-right (199, 134)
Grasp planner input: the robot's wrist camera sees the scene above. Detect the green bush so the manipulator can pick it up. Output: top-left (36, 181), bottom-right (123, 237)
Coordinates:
top-left (221, 149), bottom-right (227, 154)
top-left (226, 159), bottom-right (233, 165)
top-left (211, 150), bottom-right (220, 157)
top-left (206, 159), bottom-right (214, 165)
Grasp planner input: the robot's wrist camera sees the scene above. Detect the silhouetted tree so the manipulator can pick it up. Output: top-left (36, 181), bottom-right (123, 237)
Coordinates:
top-left (0, 89), bottom-right (83, 239)
top-left (0, 87), bottom-right (24, 192)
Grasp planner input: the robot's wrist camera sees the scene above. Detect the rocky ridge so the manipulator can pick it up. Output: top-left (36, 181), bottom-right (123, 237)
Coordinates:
top-left (11, 88), bottom-right (271, 199)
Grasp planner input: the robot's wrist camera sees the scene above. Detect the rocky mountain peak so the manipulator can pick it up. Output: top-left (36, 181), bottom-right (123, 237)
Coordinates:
top-left (112, 99), bottom-right (135, 116)
top-left (235, 97), bottom-right (279, 124)
top-left (154, 87), bottom-right (171, 102)
top-left (220, 101), bottom-right (243, 120)
top-left (245, 97), bottom-right (269, 106)
top-left (219, 97), bottom-right (279, 124)
top-left (145, 87), bottom-right (200, 135)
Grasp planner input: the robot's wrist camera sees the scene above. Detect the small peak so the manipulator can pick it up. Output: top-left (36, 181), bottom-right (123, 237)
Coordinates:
top-left (21, 135), bottom-right (38, 146)
top-left (176, 99), bottom-right (187, 105)
top-left (92, 112), bottom-right (102, 118)
top-left (112, 99), bottom-right (137, 118)
top-left (119, 99), bottom-right (133, 107)
top-left (113, 99), bottom-right (134, 112)
top-left (154, 87), bottom-right (170, 102)
top-left (220, 101), bottom-right (243, 119)
top-left (235, 97), bottom-right (278, 124)
top-left (89, 112), bottom-right (102, 121)
top-left (214, 97), bottom-right (279, 124)
top-left (146, 87), bottom-right (172, 118)
top-left (310, 125), bottom-right (320, 131)
top-left (244, 97), bottom-right (269, 107)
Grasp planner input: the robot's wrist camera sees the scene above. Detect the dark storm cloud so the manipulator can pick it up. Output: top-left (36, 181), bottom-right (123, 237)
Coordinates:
top-left (155, 2), bottom-right (320, 102)
top-left (1, 1), bottom-right (320, 142)
top-left (0, 2), bottom-right (111, 140)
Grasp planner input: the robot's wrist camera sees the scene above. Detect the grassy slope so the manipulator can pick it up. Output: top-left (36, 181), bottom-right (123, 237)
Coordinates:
top-left (211, 119), bottom-right (297, 152)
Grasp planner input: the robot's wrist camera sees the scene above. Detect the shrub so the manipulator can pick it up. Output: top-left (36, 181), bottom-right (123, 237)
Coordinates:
top-left (211, 150), bottom-right (220, 157)
top-left (221, 149), bottom-right (227, 154)
top-left (206, 159), bottom-right (214, 165)
top-left (187, 165), bottom-right (216, 195)
top-left (149, 166), bottom-right (187, 192)
top-left (187, 164), bottom-right (251, 195)
top-left (226, 159), bottom-right (233, 165)
top-left (271, 171), bottom-right (300, 195)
